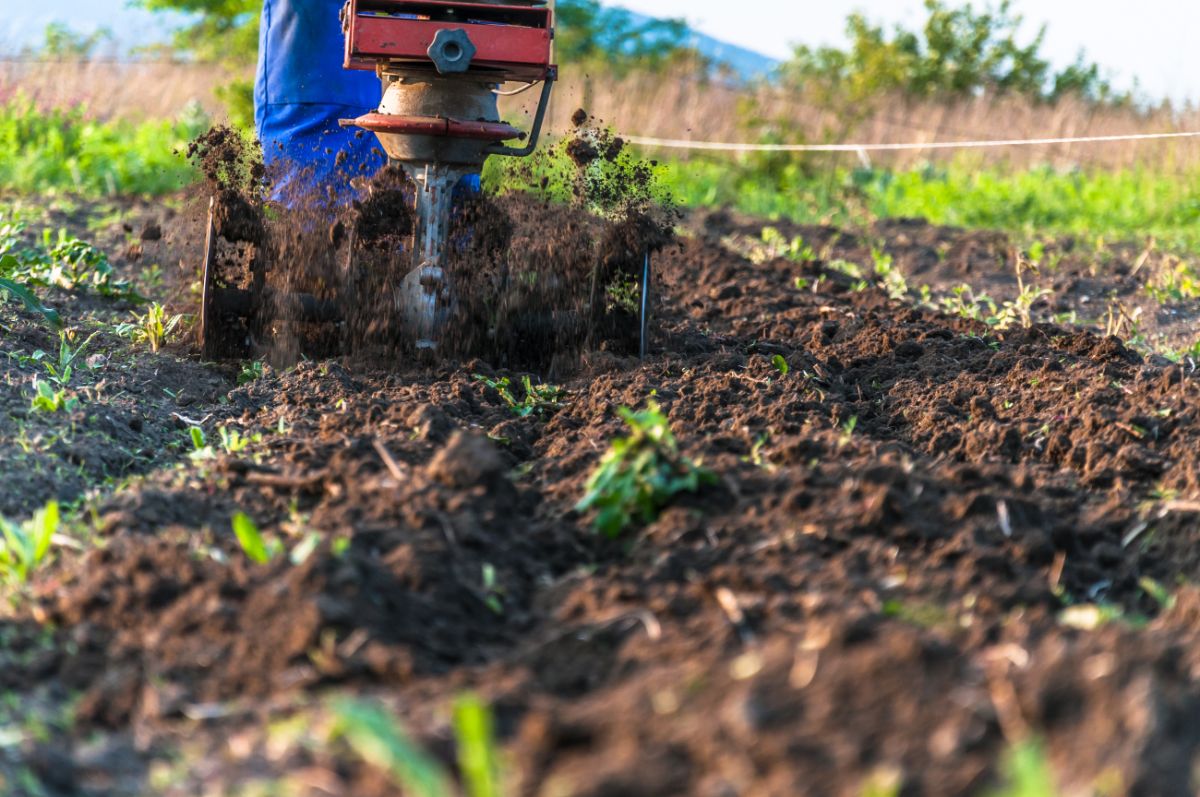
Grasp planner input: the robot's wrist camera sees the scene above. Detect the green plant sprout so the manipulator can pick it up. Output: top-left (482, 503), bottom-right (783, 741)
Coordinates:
top-left (752, 227), bottom-right (816, 264)
top-left (116, 302), bottom-right (183, 353)
top-left (576, 400), bottom-right (716, 537)
top-left (328, 698), bottom-right (453, 797)
top-left (231, 512), bottom-right (282, 565)
top-left (453, 694), bottom-right (503, 797)
top-left (238, 360), bottom-right (266, 385)
top-left (871, 248), bottom-right (909, 299)
top-left (0, 259), bottom-right (61, 328)
top-left (474, 374), bottom-right (568, 418)
top-left (481, 563), bottom-right (505, 615)
top-left (38, 330), bottom-right (99, 386)
top-left (29, 378), bottom-right (78, 414)
top-left (0, 501), bottom-right (60, 584)
top-left (771, 354), bottom-right (790, 376)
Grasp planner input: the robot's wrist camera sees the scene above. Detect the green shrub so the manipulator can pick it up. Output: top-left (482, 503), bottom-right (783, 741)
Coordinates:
top-left (0, 95), bottom-right (205, 196)
top-left (577, 401), bottom-right (716, 537)
top-left (0, 501), bottom-right (60, 584)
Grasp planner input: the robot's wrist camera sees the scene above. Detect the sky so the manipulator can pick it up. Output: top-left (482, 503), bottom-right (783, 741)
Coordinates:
top-left (615, 0), bottom-right (1200, 105)
top-left (3, 0), bottom-right (1199, 104)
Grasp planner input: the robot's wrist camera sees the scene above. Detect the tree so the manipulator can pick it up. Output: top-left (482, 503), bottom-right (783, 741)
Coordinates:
top-left (136, 0), bottom-right (261, 127)
top-left (33, 22), bottom-right (115, 60)
top-left (780, 0), bottom-right (1119, 104)
top-left (554, 0), bottom-right (702, 74)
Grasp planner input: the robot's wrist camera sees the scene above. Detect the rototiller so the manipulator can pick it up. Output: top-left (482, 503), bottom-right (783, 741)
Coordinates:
top-left (200, 0), bottom-right (558, 357)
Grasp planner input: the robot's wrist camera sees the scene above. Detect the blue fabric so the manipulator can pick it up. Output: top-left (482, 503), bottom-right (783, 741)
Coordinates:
top-left (255, 0), bottom-right (386, 194)
top-left (254, 0), bottom-right (484, 201)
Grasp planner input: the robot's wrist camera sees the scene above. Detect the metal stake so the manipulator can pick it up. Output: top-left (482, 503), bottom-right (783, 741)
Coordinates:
top-left (639, 251), bottom-right (651, 360)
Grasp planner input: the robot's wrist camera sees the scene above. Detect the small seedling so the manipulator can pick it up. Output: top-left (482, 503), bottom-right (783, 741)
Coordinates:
top-left (29, 378), bottom-right (78, 414)
top-left (839, 416), bottom-right (859, 447)
top-left (453, 694), bottom-right (503, 797)
top-left (473, 374), bottom-right (567, 418)
top-left (219, 426), bottom-right (260, 455)
top-left (116, 302), bottom-right (182, 353)
top-left (38, 330), bottom-right (100, 387)
top-left (231, 512), bottom-right (282, 564)
top-left (870, 248), bottom-right (908, 299)
top-left (576, 400), bottom-right (716, 538)
top-left (0, 269), bottom-right (62, 329)
top-left (754, 227), bottom-right (816, 264)
top-left (328, 698), bottom-right (452, 797)
top-left (771, 354), bottom-right (790, 376)
top-left (238, 359), bottom-right (266, 385)
top-left (0, 501), bottom-right (60, 584)
top-left (481, 563), bottom-right (504, 615)
top-left (984, 739), bottom-right (1058, 797)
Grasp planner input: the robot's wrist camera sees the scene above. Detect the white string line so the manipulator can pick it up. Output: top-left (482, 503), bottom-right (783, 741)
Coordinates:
top-left (621, 130), bottom-right (1200, 153)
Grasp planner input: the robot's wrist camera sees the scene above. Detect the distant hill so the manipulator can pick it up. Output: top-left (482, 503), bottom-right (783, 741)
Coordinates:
top-left (624, 10), bottom-right (779, 81)
top-left (684, 30), bottom-right (780, 80)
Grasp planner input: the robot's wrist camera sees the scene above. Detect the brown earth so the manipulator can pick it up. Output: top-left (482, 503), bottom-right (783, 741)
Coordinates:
top-left (6, 191), bottom-right (1200, 796)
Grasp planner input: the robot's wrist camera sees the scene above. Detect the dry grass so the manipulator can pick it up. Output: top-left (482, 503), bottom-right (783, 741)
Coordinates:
top-left (0, 59), bottom-right (226, 121)
top-left (512, 66), bottom-right (1200, 173)
top-left (13, 59), bottom-right (1200, 173)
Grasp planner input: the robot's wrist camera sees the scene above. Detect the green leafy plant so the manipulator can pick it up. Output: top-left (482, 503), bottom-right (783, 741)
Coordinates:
top-left (238, 359), bottom-right (266, 385)
top-left (231, 512), bottom-right (281, 565)
top-left (481, 564), bottom-right (505, 615)
top-left (29, 379), bottom-right (78, 414)
top-left (871, 248), bottom-right (909, 300)
top-left (0, 501), bottom-right (60, 584)
top-left (985, 739), bottom-right (1059, 797)
top-left (751, 227), bottom-right (816, 264)
top-left (453, 694), bottom-right (503, 797)
top-left (220, 426), bottom-right (261, 454)
top-left (116, 303), bottom-right (183, 353)
top-left (328, 698), bottom-right (453, 797)
top-left (1, 215), bottom-right (138, 298)
top-left (0, 259), bottom-right (61, 329)
top-left (0, 95), bottom-right (205, 195)
top-left (39, 330), bottom-right (99, 387)
top-left (474, 375), bottom-right (568, 419)
top-left (576, 401), bottom-right (716, 537)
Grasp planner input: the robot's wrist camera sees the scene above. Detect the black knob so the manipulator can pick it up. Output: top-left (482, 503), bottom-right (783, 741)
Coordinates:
top-left (428, 29), bottom-right (477, 75)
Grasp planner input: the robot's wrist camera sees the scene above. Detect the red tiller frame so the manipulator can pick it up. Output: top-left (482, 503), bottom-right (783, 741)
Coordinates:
top-left (343, 0), bottom-right (554, 81)
top-left (350, 113), bottom-right (523, 140)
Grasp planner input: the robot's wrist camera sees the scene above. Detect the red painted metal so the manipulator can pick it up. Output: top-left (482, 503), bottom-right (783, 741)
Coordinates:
top-left (349, 113), bottom-right (524, 141)
top-left (343, 0), bottom-right (554, 79)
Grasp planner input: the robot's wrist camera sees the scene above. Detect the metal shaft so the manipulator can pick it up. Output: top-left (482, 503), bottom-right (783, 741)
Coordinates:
top-left (399, 162), bottom-right (473, 349)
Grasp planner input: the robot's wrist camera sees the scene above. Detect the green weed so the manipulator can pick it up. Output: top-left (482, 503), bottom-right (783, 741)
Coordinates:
top-left (0, 268), bottom-right (61, 329)
top-left (576, 400), bottom-right (716, 537)
top-left (1146, 258), bottom-right (1200, 303)
top-left (0, 94), bottom-right (204, 196)
top-left (37, 330), bottom-right (99, 387)
top-left (0, 501), bottom-right (60, 584)
top-left (29, 379), bottom-right (78, 414)
top-left (985, 740), bottom-right (1058, 797)
top-left (239, 360), bottom-right (267, 385)
top-left (329, 698), bottom-right (453, 797)
top-left (474, 375), bottom-right (568, 419)
top-left (453, 694), bottom-right (503, 797)
top-left (116, 303), bottom-right (183, 353)
top-left (231, 512), bottom-right (282, 565)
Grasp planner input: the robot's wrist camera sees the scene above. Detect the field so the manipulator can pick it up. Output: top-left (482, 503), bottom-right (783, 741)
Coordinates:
top-left (7, 19), bottom-right (1200, 795)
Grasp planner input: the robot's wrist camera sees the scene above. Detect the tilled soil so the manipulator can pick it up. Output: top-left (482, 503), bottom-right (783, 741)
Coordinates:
top-left (6, 199), bottom-right (1200, 796)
